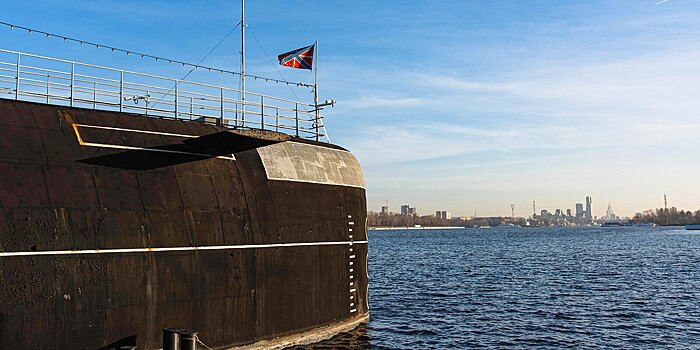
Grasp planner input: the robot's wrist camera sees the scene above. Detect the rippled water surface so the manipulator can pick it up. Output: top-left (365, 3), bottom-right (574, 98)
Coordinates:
top-left (304, 226), bottom-right (700, 349)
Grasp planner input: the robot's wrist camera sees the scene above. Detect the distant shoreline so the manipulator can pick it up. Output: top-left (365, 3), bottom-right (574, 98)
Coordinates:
top-left (369, 226), bottom-right (464, 230)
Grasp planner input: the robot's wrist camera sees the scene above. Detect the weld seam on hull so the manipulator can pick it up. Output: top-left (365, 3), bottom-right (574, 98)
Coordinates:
top-left (0, 240), bottom-right (369, 257)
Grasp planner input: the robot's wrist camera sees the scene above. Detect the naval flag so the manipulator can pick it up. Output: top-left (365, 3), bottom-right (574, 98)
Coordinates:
top-left (278, 44), bottom-right (315, 70)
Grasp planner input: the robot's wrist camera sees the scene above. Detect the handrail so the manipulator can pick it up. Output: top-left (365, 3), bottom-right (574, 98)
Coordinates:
top-left (0, 48), bottom-right (327, 141)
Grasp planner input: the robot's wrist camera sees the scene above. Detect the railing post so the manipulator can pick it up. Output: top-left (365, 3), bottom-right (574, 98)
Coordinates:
top-left (220, 88), bottom-right (224, 126)
top-left (241, 91), bottom-right (245, 128)
top-left (93, 82), bottom-right (97, 109)
top-left (189, 96), bottom-right (193, 121)
top-left (295, 103), bottom-right (299, 137)
top-left (15, 53), bottom-right (20, 100)
top-left (260, 95), bottom-right (264, 130)
top-left (145, 90), bottom-right (149, 117)
top-left (315, 114), bottom-right (320, 142)
top-left (119, 70), bottom-right (124, 112)
top-left (174, 81), bottom-right (178, 119)
top-left (275, 108), bottom-right (279, 133)
top-left (46, 75), bottom-right (50, 104)
top-left (70, 62), bottom-right (75, 107)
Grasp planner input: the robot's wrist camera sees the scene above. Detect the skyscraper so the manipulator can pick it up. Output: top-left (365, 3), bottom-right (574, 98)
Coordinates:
top-left (585, 196), bottom-right (592, 222)
top-left (605, 203), bottom-right (616, 221)
top-left (401, 205), bottom-right (410, 215)
top-left (575, 203), bottom-right (584, 218)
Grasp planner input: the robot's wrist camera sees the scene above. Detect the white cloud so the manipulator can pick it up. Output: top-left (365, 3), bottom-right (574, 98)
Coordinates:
top-left (341, 96), bottom-right (426, 109)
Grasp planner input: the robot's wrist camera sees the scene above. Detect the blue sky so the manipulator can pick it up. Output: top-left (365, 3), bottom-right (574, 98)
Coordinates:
top-left (1, 0), bottom-right (699, 217)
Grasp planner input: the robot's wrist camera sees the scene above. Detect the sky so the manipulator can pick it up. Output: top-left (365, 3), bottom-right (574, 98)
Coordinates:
top-left (1, 0), bottom-right (699, 217)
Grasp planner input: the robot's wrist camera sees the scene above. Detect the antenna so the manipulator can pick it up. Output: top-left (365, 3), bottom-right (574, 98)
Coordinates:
top-left (511, 204), bottom-right (515, 219)
top-left (241, 0), bottom-right (246, 116)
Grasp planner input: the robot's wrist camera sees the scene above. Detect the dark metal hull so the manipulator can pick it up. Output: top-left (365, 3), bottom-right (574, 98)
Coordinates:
top-left (0, 99), bottom-right (368, 349)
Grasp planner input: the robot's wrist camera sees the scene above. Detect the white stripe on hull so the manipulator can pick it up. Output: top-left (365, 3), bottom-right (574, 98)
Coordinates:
top-left (0, 240), bottom-right (368, 257)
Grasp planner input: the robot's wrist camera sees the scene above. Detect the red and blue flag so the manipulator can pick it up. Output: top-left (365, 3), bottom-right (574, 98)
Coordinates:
top-left (278, 44), bottom-right (315, 70)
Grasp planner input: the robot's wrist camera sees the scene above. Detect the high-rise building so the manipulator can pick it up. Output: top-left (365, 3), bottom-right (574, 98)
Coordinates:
top-left (575, 203), bottom-right (584, 218)
top-left (566, 209), bottom-right (572, 217)
top-left (436, 211), bottom-right (451, 220)
top-left (381, 206), bottom-right (389, 215)
top-left (400, 205), bottom-right (410, 215)
top-left (605, 203), bottom-right (616, 220)
top-left (585, 196), bottom-right (592, 222)
top-left (540, 209), bottom-right (551, 220)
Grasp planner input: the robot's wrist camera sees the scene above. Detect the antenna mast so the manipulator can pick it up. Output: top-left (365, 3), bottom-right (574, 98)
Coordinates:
top-left (241, 0), bottom-right (246, 123)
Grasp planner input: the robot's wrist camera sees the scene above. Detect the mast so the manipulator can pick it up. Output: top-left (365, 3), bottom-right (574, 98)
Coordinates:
top-left (241, 0), bottom-right (246, 126)
top-left (313, 41), bottom-right (319, 141)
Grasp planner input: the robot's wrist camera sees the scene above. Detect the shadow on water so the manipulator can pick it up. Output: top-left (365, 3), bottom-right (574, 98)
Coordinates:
top-left (291, 323), bottom-right (376, 350)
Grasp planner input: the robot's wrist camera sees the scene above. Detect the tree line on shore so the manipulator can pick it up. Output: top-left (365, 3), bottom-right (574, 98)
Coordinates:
top-left (367, 212), bottom-right (525, 228)
top-left (368, 207), bottom-right (700, 227)
top-left (632, 207), bottom-right (700, 226)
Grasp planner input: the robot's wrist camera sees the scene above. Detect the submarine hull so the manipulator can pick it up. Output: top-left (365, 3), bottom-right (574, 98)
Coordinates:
top-left (0, 99), bottom-right (368, 349)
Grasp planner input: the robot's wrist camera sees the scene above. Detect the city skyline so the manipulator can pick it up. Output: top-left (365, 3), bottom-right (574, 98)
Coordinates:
top-left (375, 194), bottom-right (675, 218)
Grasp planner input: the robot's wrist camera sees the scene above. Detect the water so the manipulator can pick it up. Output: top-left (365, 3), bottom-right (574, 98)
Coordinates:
top-left (304, 226), bottom-right (700, 349)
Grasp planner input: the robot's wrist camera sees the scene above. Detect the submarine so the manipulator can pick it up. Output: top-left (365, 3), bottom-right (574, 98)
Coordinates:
top-left (0, 20), bottom-right (368, 349)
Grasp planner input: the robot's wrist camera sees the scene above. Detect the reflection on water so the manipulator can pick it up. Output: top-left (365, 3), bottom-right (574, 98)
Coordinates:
top-left (292, 324), bottom-right (373, 350)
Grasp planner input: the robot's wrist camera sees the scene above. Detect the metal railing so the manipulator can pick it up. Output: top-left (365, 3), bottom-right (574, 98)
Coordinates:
top-left (0, 48), bottom-right (327, 141)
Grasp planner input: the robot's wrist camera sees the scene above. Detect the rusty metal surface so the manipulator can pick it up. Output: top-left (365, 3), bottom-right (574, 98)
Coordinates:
top-left (0, 100), bottom-right (368, 349)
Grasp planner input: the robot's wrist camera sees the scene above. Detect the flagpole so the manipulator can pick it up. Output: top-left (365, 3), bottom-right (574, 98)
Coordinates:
top-left (240, 0), bottom-right (246, 128)
top-left (313, 40), bottom-right (319, 141)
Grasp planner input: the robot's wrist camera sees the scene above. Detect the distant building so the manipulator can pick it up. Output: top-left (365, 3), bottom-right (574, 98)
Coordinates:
top-left (400, 205), bottom-right (410, 215)
top-left (585, 196), bottom-right (593, 222)
top-left (436, 211), bottom-right (451, 220)
top-left (605, 203), bottom-right (617, 221)
top-left (540, 209), bottom-right (551, 220)
top-left (381, 206), bottom-right (389, 215)
top-left (566, 209), bottom-right (572, 217)
top-left (575, 203), bottom-right (584, 218)
top-left (408, 207), bottom-right (417, 215)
